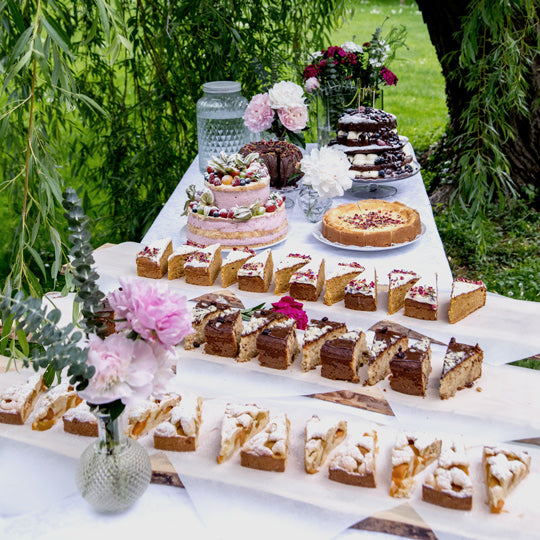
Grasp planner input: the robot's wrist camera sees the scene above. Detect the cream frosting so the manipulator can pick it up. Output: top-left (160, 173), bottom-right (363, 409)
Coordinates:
top-left (237, 249), bottom-right (271, 278)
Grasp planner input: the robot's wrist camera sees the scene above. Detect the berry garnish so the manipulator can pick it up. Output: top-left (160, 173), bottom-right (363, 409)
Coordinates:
top-left (206, 166), bottom-right (214, 174)
top-left (232, 177), bottom-right (241, 186)
top-left (265, 204), bottom-right (276, 212)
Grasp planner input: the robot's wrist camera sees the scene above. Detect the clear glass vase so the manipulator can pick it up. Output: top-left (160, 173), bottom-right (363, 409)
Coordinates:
top-left (298, 185), bottom-right (333, 223)
top-left (76, 410), bottom-right (152, 513)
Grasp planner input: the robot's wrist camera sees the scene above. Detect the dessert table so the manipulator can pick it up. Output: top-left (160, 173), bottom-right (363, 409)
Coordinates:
top-left (2, 151), bottom-right (540, 540)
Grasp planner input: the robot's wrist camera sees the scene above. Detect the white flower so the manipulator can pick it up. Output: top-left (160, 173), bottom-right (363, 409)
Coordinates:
top-left (304, 77), bottom-right (320, 93)
top-left (300, 146), bottom-right (353, 199)
top-left (341, 41), bottom-right (363, 54)
top-left (309, 50), bottom-right (323, 61)
top-left (268, 81), bottom-right (305, 109)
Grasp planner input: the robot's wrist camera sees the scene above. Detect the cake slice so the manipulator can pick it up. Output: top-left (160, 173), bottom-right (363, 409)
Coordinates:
top-left (136, 237), bottom-right (173, 279)
top-left (390, 432), bottom-right (442, 498)
top-left (184, 243), bottom-right (222, 286)
top-left (448, 277), bottom-right (487, 324)
top-left (320, 330), bottom-right (369, 383)
top-left (237, 309), bottom-right (288, 363)
top-left (302, 318), bottom-right (347, 372)
top-left (237, 249), bottom-right (273, 293)
top-left (62, 401), bottom-right (98, 437)
top-left (0, 373), bottom-right (46, 425)
top-left (204, 309), bottom-right (243, 357)
top-left (367, 326), bottom-right (408, 385)
top-left (404, 274), bottom-right (438, 321)
top-left (329, 431), bottom-right (378, 487)
top-left (422, 441), bottom-right (473, 510)
top-left (154, 394), bottom-right (203, 452)
top-left (256, 319), bottom-right (299, 370)
top-left (289, 258), bottom-right (325, 301)
top-left (274, 253), bottom-right (311, 295)
top-left (389, 338), bottom-right (432, 396)
top-left (240, 413), bottom-right (290, 472)
top-left (126, 393), bottom-right (181, 439)
top-left (344, 268), bottom-right (377, 311)
top-left (323, 262), bottom-right (365, 306)
top-left (221, 247), bottom-right (255, 288)
top-left (304, 415), bottom-right (347, 474)
top-left (483, 446), bottom-right (531, 514)
top-left (32, 383), bottom-right (82, 431)
top-left (185, 297), bottom-right (231, 350)
top-left (217, 403), bottom-right (270, 464)
top-left (388, 269), bottom-right (420, 314)
top-left (168, 244), bottom-right (200, 280)
top-left (439, 338), bottom-right (483, 399)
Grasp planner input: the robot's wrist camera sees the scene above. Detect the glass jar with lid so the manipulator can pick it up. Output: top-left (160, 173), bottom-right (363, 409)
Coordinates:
top-left (196, 81), bottom-right (250, 173)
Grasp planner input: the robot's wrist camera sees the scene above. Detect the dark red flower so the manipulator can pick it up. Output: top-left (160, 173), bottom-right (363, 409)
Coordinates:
top-left (303, 64), bottom-right (319, 80)
top-left (327, 46), bottom-right (341, 58)
top-left (381, 67), bottom-right (398, 86)
top-left (345, 52), bottom-right (358, 65)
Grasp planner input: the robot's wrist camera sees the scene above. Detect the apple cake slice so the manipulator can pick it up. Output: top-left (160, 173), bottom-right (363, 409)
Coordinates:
top-left (304, 415), bottom-right (347, 474)
top-left (32, 383), bottom-right (82, 431)
top-left (0, 373), bottom-right (46, 425)
top-left (126, 393), bottom-right (181, 439)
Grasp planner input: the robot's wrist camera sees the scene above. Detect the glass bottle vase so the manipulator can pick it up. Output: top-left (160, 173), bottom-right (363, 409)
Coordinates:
top-left (76, 410), bottom-right (152, 513)
top-left (298, 185), bottom-right (333, 223)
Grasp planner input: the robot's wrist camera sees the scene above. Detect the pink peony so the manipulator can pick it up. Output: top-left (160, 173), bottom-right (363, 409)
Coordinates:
top-left (277, 105), bottom-right (308, 133)
top-left (271, 296), bottom-right (308, 330)
top-left (149, 342), bottom-right (178, 397)
top-left (79, 334), bottom-right (158, 406)
top-left (108, 278), bottom-right (192, 348)
top-left (381, 67), bottom-right (398, 86)
top-left (243, 93), bottom-right (275, 132)
top-left (305, 77), bottom-right (320, 93)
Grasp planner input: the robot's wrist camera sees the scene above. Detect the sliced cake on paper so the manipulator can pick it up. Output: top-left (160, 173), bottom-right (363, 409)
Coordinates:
top-left (240, 413), bottom-right (290, 472)
top-left (185, 297), bottom-right (231, 350)
top-left (389, 337), bottom-right (432, 397)
top-left (367, 326), bottom-right (408, 385)
top-left (168, 243), bottom-right (200, 280)
top-left (184, 243), bottom-right (222, 286)
top-left (448, 277), bottom-right (487, 323)
top-left (154, 394), bottom-right (203, 452)
top-left (256, 319), bottom-right (299, 370)
top-left (289, 258), bottom-right (325, 302)
top-left (32, 383), bottom-right (82, 431)
top-left (0, 373), bottom-right (46, 425)
top-left (217, 403), bottom-right (269, 464)
top-left (204, 309), bottom-right (243, 357)
top-left (274, 253), bottom-right (311, 295)
top-left (63, 402), bottom-right (98, 437)
top-left (320, 330), bottom-right (369, 383)
top-left (221, 247), bottom-right (255, 288)
top-left (126, 393), bottom-right (181, 439)
top-left (344, 267), bottom-right (377, 311)
top-left (302, 318), bottom-right (347, 372)
top-left (237, 248), bottom-right (273, 293)
top-left (390, 432), bottom-right (442, 498)
top-left (304, 415), bottom-right (347, 474)
top-left (387, 269), bottom-right (419, 314)
top-left (422, 440), bottom-right (473, 510)
top-left (323, 261), bottom-right (365, 306)
top-left (329, 430), bottom-right (378, 488)
top-left (439, 337), bottom-right (483, 399)
top-left (404, 274), bottom-right (438, 321)
top-left (483, 445), bottom-right (531, 514)
top-left (136, 237), bottom-right (173, 279)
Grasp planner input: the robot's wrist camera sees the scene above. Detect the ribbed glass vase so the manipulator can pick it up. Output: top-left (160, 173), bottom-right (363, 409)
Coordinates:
top-left (76, 410), bottom-right (152, 513)
top-left (298, 185), bottom-right (333, 223)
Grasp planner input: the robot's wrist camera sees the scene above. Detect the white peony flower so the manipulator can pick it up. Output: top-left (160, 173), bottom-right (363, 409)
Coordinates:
top-left (341, 41), bottom-right (363, 54)
top-left (300, 146), bottom-right (353, 199)
top-left (268, 81), bottom-right (305, 109)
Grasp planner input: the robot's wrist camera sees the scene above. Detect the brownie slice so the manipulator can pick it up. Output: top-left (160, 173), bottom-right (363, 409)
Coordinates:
top-left (256, 319), bottom-right (299, 370)
top-left (389, 338), bottom-right (432, 396)
top-left (320, 330), bottom-right (369, 383)
top-left (204, 310), bottom-right (243, 357)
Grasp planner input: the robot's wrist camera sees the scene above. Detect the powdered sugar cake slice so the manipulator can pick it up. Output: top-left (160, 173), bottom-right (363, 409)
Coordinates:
top-left (483, 445), bottom-right (531, 513)
top-left (388, 269), bottom-right (420, 314)
top-left (126, 393), bottom-right (181, 439)
top-left (404, 274), bottom-right (438, 321)
top-left (274, 252), bottom-right (311, 295)
top-left (448, 277), bottom-right (487, 323)
top-left (217, 403), bottom-right (269, 464)
top-left (323, 261), bottom-right (365, 306)
top-left (63, 401), bottom-right (98, 437)
top-left (304, 415), bottom-right (347, 474)
top-left (329, 430), bottom-right (378, 487)
top-left (0, 373), bottom-right (46, 425)
top-left (32, 382), bottom-right (82, 431)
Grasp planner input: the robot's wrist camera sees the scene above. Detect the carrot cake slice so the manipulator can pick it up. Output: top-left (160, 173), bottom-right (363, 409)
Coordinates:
top-left (126, 393), bottom-right (181, 439)
top-left (240, 413), bottom-right (290, 472)
top-left (320, 330), bottom-right (369, 383)
top-left (390, 432), bottom-right (442, 498)
top-left (221, 247), bottom-right (255, 288)
top-left (204, 309), bottom-right (243, 357)
top-left (237, 249), bottom-right (273, 293)
top-left (388, 269), bottom-right (419, 314)
top-left (185, 297), bottom-right (231, 350)
top-left (274, 253), bottom-right (311, 295)
top-left (483, 445), bottom-right (531, 514)
top-left (302, 318), bottom-right (347, 372)
top-left (448, 277), bottom-right (487, 324)
top-left (256, 319), bottom-right (299, 370)
top-left (323, 262), bottom-right (365, 306)
top-left (389, 338), bottom-right (432, 397)
top-left (154, 394), bottom-right (203, 452)
top-left (168, 244), bottom-right (200, 280)
top-left (404, 275), bottom-right (438, 321)
top-left (344, 268), bottom-right (377, 311)
top-left (63, 402), bottom-right (98, 437)
top-left (184, 243), bottom-right (222, 286)
top-left (329, 431), bottom-right (378, 487)
top-left (217, 403), bottom-right (269, 464)
top-left (422, 441), bottom-right (473, 510)
top-left (289, 258), bottom-right (325, 302)
top-left (304, 415), bottom-right (347, 474)
top-left (439, 338), bottom-right (483, 399)
top-left (32, 383), bottom-right (82, 431)
top-left (136, 237), bottom-right (173, 279)
top-left (0, 373), bottom-right (46, 425)
top-left (367, 326), bottom-right (408, 385)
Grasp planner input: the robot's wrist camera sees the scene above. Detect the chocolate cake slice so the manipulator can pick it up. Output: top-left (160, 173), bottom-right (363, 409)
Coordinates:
top-left (256, 319), bottom-right (299, 370)
top-left (320, 330), bottom-right (369, 383)
top-left (302, 318), bottom-right (347, 372)
top-left (367, 326), bottom-right (408, 385)
top-left (185, 298), bottom-right (231, 350)
top-left (204, 310), bottom-right (243, 357)
top-left (439, 338), bottom-right (483, 399)
top-left (389, 338), bottom-right (432, 397)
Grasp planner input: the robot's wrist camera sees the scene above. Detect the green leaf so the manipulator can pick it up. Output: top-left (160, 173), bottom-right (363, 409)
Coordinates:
top-left (16, 329), bottom-right (29, 356)
top-left (96, 0), bottom-right (111, 41)
top-left (0, 315), bottom-right (14, 357)
top-left (39, 15), bottom-right (75, 60)
top-left (26, 245), bottom-right (47, 280)
top-left (43, 363), bottom-right (56, 388)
